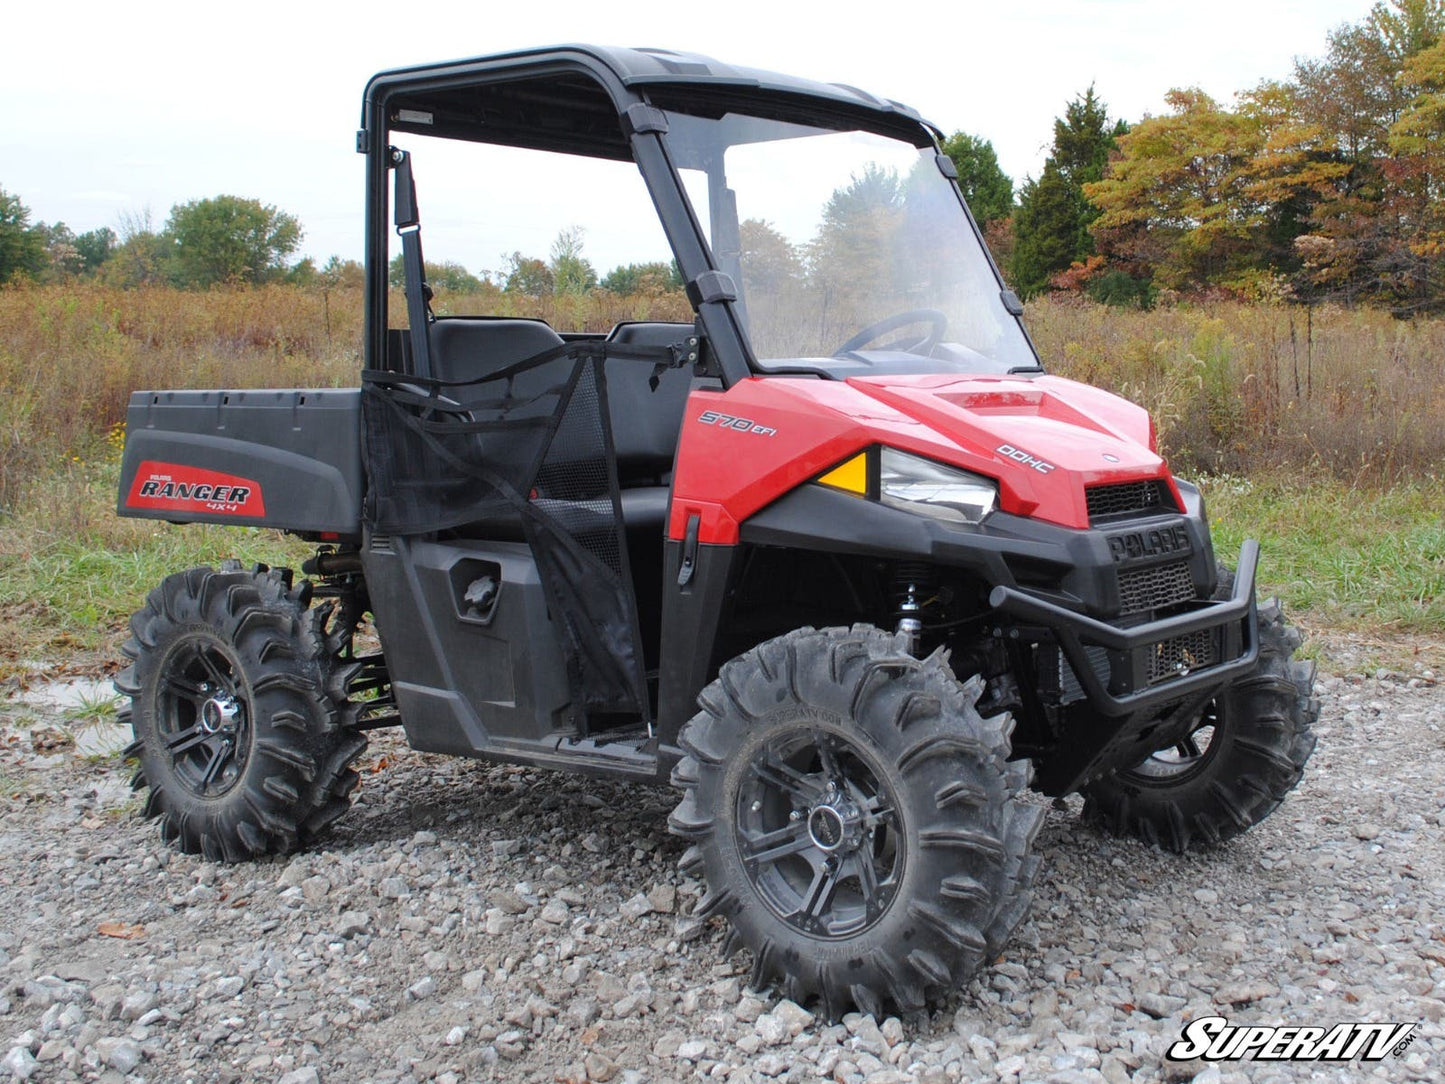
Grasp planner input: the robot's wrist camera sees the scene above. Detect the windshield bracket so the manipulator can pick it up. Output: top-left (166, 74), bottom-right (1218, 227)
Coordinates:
top-left (687, 270), bottom-right (737, 305)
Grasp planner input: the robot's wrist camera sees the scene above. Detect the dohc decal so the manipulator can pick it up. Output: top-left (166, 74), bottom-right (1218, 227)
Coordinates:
top-left (126, 461), bottom-right (266, 516)
top-left (996, 443), bottom-right (1055, 474)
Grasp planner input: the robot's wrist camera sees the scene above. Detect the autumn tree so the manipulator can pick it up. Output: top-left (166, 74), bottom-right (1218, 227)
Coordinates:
top-left (1288, 0), bottom-right (1445, 304)
top-left (1382, 33), bottom-right (1445, 310)
top-left (600, 261), bottom-right (681, 294)
top-left (1010, 88), bottom-right (1124, 297)
top-left (502, 253), bottom-right (553, 295)
top-left (1086, 86), bottom-right (1346, 293)
top-left (939, 132), bottom-right (1013, 228)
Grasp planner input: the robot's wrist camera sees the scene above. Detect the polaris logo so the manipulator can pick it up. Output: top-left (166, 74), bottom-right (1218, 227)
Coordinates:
top-left (1166, 1016), bottom-right (1416, 1063)
top-left (996, 443), bottom-right (1054, 474)
top-left (1108, 524), bottom-right (1191, 562)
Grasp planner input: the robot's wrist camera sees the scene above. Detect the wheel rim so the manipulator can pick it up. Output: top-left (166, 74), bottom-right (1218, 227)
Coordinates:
top-left (154, 634), bottom-right (251, 798)
top-left (734, 726), bottom-right (904, 939)
top-left (1122, 703), bottom-right (1221, 786)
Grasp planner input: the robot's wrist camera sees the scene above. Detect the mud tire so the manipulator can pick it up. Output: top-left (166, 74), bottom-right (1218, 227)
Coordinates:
top-left (1082, 580), bottom-right (1318, 853)
top-left (115, 563), bottom-right (366, 860)
top-left (668, 625), bottom-right (1042, 1017)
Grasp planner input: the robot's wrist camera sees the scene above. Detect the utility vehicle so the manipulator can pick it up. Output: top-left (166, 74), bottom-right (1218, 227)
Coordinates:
top-left (115, 45), bottom-right (1317, 1016)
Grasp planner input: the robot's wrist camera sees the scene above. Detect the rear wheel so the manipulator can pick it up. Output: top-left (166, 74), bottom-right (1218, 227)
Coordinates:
top-left (1082, 584), bottom-right (1318, 852)
top-left (116, 564), bottom-right (366, 860)
top-left (669, 625), bottom-right (1042, 1017)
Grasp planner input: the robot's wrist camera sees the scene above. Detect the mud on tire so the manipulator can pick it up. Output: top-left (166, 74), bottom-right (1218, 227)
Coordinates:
top-left (1082, 584), bottom-right (1319, 853)
top-left (668, 625), bottom-right (1042, 1018)
top-left (115, 563), bottom-right (367, 860)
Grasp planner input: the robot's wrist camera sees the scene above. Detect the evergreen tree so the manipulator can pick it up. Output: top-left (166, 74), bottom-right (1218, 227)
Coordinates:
top-left (0, 187), bottom-right (46, 283)
top-left (1009, 87), bottom-right (1123, 297)
top-left (939, 132), bottom-right (1013, 227)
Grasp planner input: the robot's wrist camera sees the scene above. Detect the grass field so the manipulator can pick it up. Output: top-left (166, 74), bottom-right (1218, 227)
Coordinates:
top-left (0, 283), bottom-right (1439, 677)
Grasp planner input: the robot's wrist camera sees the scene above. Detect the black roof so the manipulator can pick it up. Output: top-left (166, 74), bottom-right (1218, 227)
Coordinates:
top-left (363, 44), bottom-right (938, 157)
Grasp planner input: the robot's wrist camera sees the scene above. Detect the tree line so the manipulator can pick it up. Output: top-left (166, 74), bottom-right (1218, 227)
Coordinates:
top-left (3, 0), bottom-right (1440, 315)
top-left (0, 185), bottom-right (681, 300)
top-left (984, 0), bottom-right (1445, 313)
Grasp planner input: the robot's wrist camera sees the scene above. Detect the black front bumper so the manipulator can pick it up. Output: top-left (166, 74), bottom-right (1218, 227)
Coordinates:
top-left (740, 484), bottom-right (1262, 794)
top-left (990, 538), bottom-right (1259, 718)
top-left (992, 539), bottom-right (1260, 794)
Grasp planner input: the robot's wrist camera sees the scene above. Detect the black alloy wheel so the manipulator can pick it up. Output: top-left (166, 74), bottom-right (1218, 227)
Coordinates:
top-left (734, 726), bottom-right (903, 939)
top-left (154, 635), bottom-right (252, 797)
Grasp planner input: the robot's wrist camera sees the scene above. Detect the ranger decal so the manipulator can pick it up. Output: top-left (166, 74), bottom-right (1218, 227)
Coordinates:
top-left (126, 461), bottom-right (266, 516)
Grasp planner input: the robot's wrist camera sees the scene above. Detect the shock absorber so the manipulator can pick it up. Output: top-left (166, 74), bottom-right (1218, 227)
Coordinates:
top-left (892, 561), bottom-right (935, 655)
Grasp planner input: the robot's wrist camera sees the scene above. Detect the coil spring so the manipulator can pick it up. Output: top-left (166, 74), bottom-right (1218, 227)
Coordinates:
top-left (892, 561), bottom-right (936, 620)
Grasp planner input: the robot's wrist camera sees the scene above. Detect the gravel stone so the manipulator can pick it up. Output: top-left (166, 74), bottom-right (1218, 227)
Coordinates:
top-left (1, 1048), bottom-right (35, 1081)
top-left (0, 663), bottom-right (1437, 1082)
top-left (618, 893), bottom-right (653, 921)
top-left (95, 1036), bottom-right (142, 1074)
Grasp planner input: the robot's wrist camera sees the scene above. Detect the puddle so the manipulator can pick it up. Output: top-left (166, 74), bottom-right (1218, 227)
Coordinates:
top-left (10, 677), bottom-right (131, 757)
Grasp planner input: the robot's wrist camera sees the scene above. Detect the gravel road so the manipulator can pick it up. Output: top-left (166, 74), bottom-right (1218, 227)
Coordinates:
top-left (0, 660), bottom-right (1440, 1084)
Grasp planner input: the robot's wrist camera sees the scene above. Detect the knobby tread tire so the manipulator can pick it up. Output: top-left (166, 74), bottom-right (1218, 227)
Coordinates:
top-left (1081, 580), bottom-right (1318, 853)
top-left (117, 564), bottom-right (366, 858)
top-left (668, 625), bottom-right (1042, 1018)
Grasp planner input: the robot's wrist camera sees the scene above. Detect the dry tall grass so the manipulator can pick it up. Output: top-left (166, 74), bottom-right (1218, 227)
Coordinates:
top-left (0, 283), bottom-right (690, 510)
top-left (0, 283), bottom-right (1439, 511)
top-left (1028, 298), bottom-right (1445, 483)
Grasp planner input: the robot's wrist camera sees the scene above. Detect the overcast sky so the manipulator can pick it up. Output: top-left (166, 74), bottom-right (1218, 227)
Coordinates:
top-left (2, 0), bottom-right (1372, 271)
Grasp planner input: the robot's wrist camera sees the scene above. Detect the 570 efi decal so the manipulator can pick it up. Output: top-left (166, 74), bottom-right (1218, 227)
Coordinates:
top-left (126, 461), bottom-right (266, 516)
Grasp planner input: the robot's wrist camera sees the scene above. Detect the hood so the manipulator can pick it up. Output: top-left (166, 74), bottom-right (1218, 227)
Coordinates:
top-left (847, 372), bottom-right (1177, 529)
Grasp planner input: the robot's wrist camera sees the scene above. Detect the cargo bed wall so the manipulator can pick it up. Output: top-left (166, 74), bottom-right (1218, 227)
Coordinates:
top-left (118, 389), bottom-right (364, 538)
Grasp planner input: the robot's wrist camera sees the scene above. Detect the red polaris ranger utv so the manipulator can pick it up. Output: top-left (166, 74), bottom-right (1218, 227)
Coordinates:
top-left (115, 45), bottom-right (1317, 1015)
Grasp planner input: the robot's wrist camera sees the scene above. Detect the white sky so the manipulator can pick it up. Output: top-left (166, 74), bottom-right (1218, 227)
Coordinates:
top-left (1, 0), bottom-right (1371, 272)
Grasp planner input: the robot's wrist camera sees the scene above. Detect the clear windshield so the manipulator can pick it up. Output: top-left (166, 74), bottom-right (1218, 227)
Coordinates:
top-left (661, 110), bottom-right (1038, 375)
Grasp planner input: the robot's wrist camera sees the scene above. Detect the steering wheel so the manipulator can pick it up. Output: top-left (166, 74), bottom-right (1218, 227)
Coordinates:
top-left (833, 309), bottom-right (947, 358)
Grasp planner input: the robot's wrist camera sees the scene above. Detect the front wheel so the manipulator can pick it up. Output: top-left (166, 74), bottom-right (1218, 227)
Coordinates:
top-left (1082, 591), bottom-right (1318, 853)
top-left (668, 626), bottom-right (1042, 1018)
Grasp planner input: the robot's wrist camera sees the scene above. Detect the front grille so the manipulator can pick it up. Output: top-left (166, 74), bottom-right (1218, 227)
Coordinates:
top-left (1147, 629), bottom-right (1219, 684)
top-left (1118, 561), bottom-right (1196, 615)
top-left (1087, 480), bottom-right (1177, 521)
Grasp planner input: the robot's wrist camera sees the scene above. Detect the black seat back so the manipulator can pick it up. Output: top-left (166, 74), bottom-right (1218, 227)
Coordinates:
top-left (604, 322), bottom-right (696, 487)
top-left (430, 316), bottom-right (565, 387)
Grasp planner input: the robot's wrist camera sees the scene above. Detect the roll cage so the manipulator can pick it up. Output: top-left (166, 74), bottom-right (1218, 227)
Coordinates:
top-left (357, 44), bottom-right (1037, 385)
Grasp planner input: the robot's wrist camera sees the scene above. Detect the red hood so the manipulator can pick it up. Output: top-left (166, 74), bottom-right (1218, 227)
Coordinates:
top-left (847, 373), bottom-right (1175, 528)
top-left (669, 371), bottom-right (1179, 543)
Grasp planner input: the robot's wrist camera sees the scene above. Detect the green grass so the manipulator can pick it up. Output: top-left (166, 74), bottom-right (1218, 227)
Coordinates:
top-left (0, 460), bottom-right (1438, 680)
top-left (0, 458), bottom-right (309, 675)
top-left (1203, 473), bottom-right (1444, 635)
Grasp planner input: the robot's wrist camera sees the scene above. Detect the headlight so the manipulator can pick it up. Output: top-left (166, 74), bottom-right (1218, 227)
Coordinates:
top-left (878, 448), bottom-right (997, 524)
